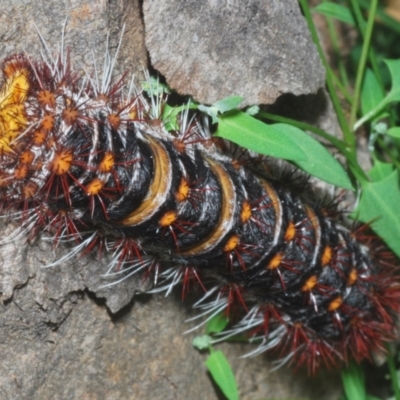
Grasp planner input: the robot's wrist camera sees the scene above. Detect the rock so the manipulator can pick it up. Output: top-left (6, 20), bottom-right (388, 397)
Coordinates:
top-left (143, 0), bottom-right (325, 106)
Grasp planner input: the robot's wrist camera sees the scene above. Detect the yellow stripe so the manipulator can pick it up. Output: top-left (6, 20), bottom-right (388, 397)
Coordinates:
top-left (119, 135), bottom-right (173, 226)
top-left (179, 157), bottom-right (236, 256)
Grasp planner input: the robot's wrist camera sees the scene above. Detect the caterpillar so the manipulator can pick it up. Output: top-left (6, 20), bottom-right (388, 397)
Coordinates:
top-left (1, 37), bottom-right (400, 376)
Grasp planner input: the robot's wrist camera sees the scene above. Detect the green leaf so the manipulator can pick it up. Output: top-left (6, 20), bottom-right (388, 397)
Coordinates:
top-left (271, 123), bottom-right (353, 189)
top-left (205, 313), bottom-right (229, 335)
top-left (352, 170), bottom-right (400, 258)
top-left (213, 96), bottom-right (243, 113)
top-left (368, 158), bottom-right (394, 182)
top-left (373, 122), bottom-right (388, 135)
top-left (341, 362), bottom-right (366, 400)
top-left (198, 104), bottom-right (219, 124)
top-left (205, 351), bottom-right (239, 400)
top-left (162, 103), bottom-right (198, 131)
top-left (216, 111), bottom-right (307, 162)
top-left (245, 105), bottom-right (259, 116)
top-left (361, 69), bottom-right (384, 118)
top-left (198, 96), bottom-right (243, 124)
top-left (312, 3), bottom-right (355, 25)
top-left (387, 127), bottom-right (400, 139)
top-left (385, 59), bottom-right (400, 103)
top-left (192, 335), bottom-right (212, 351)
top-left (141, 76), bottom-right (169, 95)
top-left (355, 59), bottom-right (400, 130)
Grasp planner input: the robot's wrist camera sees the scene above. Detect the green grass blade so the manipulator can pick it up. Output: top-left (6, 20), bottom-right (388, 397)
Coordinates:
top-left (313, 2), bottom-right (355, 25)
top-left (341, 361), bottom-right (366, 400)
top-left (205, 351), bottom-right (239, 400)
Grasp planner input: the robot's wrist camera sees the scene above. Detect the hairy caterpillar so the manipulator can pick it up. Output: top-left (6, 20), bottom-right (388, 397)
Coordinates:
top-left (1, 36), bottom-right (399, 376)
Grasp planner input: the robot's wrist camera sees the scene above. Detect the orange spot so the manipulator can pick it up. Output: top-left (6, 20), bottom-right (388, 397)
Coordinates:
top-left (85, 178), bottom-right (103, 196)
top-left (99, 152), bottom-right (115, 173)
top-left (328, 296), bottom-right (343, 312)
top-left (159, 210), bottom-right (177, 227)
top-left (223, 234), bottom-right (239, 252)
top-left (19, 150), bottom-right (34, 164)
top-left (51, 150), bottom-right (73, 175)
top-left (347, 268), bottom-right (357, 286)
top-left (175, 178), bottom-right (190, 202)
top-left (41, 114), bottom-right (55, 132)
top-left (107, 113), bottom-right (121, 129)
top-left (22, 181), bottom-right (38, 199)
top-left (231, 159), bottom-right (241, 170)
top-left (14, 164), bottom-right (29, 180)
top-left (62, 107), bottom-right (79, 125)
top-left (267, 253), bottom-right (283, 270)
top-left (301, 275), bottom-right (317, 292)
top-left (173, 139), bottom-right (186, 153)
top-left (321, 245), bottom-right (332, 267)
top-left (240, 200), bottom-right (252, 224)
top-left (37, 90), bottom-right (56, 108)
top-left (33, 129), bottom-right (47, 146)
top-left (284, 221), bottom-right (296, 242)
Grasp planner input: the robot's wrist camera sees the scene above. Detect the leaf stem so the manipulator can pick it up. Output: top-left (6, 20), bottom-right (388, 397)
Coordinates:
top-left (348, 0), bottom-right (384, 88)
top-left (323, 0), bottom-right (350, 89)
top-left (299, 0), bottom-right (354, 149)
top-left (349, 0), bottom-right (378, 128)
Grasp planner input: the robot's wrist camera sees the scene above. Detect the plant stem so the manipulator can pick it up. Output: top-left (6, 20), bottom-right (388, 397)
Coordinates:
top-left (299, 0), bottom-right (354, 149)
top-left (349, 0), bottom-right (378, 128)
top-left (348, 0), bottom-right (384, 92)
top-left (323, 0), bottom-right (350, 89)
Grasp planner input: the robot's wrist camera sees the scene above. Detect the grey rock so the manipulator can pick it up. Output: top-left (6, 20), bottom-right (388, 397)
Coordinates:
top-left (143, 0), bottom-right (325, 106)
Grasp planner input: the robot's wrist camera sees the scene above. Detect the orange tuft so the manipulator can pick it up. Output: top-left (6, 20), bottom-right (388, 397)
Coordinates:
top-left (41, 114), bottom-right (55, 132)
top-left (107, 113), bottom-right (121, 130)
top-left (14, 164), bottom-right (29, 180)
top-left (321, 245), bottom-right (332, 267)
top-left (85, 178), bottom-right (103, 196)
top-left (99, 152), bottom-right (115, 173)
top-left (223, 234), bottom-right (239, 252)
top-left (284, 221), bottom-right (296, 242)
top-left (33, 129), bottom-right (47, 146)
top-left (159, 210), bottom-right (177, 227)
top-left (267, 253), bottom-right (283, 270)
top-left (19, 150), bottom-right (34, 164)
top-left (240, 200), bottom-right (252, 224)
top-left (175, 178), bottom-right (190, 202)
top-left (328, 296), bottom-right (343, 312)
top-left (173, 139), bottom-right (186, 153)
top-left (62, 107), bottom-right (79, 126)
top-left (22, 181), bottom-right (38, 199)
top-left (51, 149), bottom-right (73, 175)
top-left (37, 90), bottom-right (56, 109)
top-left (301, 275), bottom-right (317, 292)
top-left (347, 268), bottom-right (357, 286)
